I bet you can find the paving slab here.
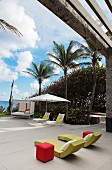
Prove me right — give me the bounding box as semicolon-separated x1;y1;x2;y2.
0;117;111;170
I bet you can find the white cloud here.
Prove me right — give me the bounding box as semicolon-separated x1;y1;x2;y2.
0;51;33;83
0;92;9;101
22;92;30;98
0;59;18;81
13;85;30;99
30;80;38;90
43;79;49;86
16;51;33;76
30;79;50;91
19;0;83;49
0;84;30;101
53;65;62;75
13;85;19;95
0;0;40;58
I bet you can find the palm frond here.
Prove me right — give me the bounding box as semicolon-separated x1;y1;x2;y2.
66;40;75;56
31;62;39;72
23;71;37;79
28;63;40;77
43;59;62;68
0;19;22;36
53;41;63;58
69;63;80;69
78;53;91;59
47;53;60;63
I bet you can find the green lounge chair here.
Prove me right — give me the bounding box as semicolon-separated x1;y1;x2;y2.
58;132;102;148
45;113;65;125
34;138;85;158
33;112;50;123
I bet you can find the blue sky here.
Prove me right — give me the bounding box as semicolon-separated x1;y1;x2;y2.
0;0;111;101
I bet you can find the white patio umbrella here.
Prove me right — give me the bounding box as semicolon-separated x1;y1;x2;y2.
28;93;70;112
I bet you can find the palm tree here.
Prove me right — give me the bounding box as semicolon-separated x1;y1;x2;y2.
0;19;22;36
23;62;55;96
76;41;102;121
46;41;81;120
24;62;55;112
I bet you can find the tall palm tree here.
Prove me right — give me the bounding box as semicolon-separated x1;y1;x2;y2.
46;41;81;120
23;62;55;95
0;19;22;36
76;41;102;121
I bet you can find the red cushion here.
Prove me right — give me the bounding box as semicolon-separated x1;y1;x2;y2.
24;109;30;113
83;131;94;138
36;142;54;162
24;109;30;112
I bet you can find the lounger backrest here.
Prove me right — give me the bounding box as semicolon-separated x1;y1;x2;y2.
84;132;102;147
42;112;50;120
92;132;102;143
60;139;85;158
56;113;65;123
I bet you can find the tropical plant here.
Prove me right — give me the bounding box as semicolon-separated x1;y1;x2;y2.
0;106;6;113
45;66;106;109
45;66;106;124
0;19;22;36
8;80;14;114
71;41;102;121
23;62;55;95
46;41;81;120
47;41;79;98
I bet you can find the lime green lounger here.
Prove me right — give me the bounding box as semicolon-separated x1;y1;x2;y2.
34;138;85;158
58;132;102;148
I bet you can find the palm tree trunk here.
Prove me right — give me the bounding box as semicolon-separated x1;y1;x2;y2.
39;82;41;95
39;81;41;112
88;64;97;123
64;70;68;121
65;75;67;99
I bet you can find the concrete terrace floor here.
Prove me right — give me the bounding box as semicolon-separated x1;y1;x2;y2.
0;117;111;170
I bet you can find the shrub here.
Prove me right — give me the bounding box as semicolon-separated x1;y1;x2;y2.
68;108;89;124
0;106;6;113
12;107;18;112
34;111;43;118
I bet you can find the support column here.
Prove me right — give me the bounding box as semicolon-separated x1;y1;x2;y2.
106;51;112;132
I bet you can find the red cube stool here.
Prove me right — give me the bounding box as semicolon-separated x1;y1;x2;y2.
36;142;54;162
83;131;94;138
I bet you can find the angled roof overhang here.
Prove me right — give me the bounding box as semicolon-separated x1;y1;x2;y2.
105;0;112;13
37;0;112;57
